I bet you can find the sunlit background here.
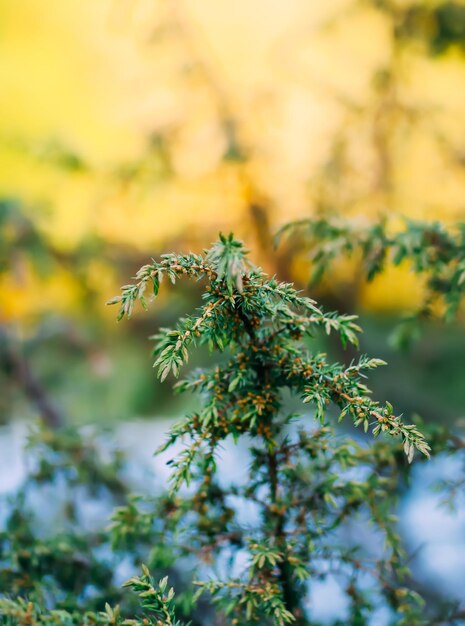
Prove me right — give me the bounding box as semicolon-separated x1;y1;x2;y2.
1;0;465;621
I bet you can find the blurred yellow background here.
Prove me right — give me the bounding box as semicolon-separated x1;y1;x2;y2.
2;0;465;323
2;6;465;607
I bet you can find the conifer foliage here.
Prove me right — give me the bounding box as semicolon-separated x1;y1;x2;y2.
107;233;430;624
277;216;465;347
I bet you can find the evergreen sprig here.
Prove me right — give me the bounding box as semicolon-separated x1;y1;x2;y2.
107;233;431;625
110;233;429;460
0;567;184;626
